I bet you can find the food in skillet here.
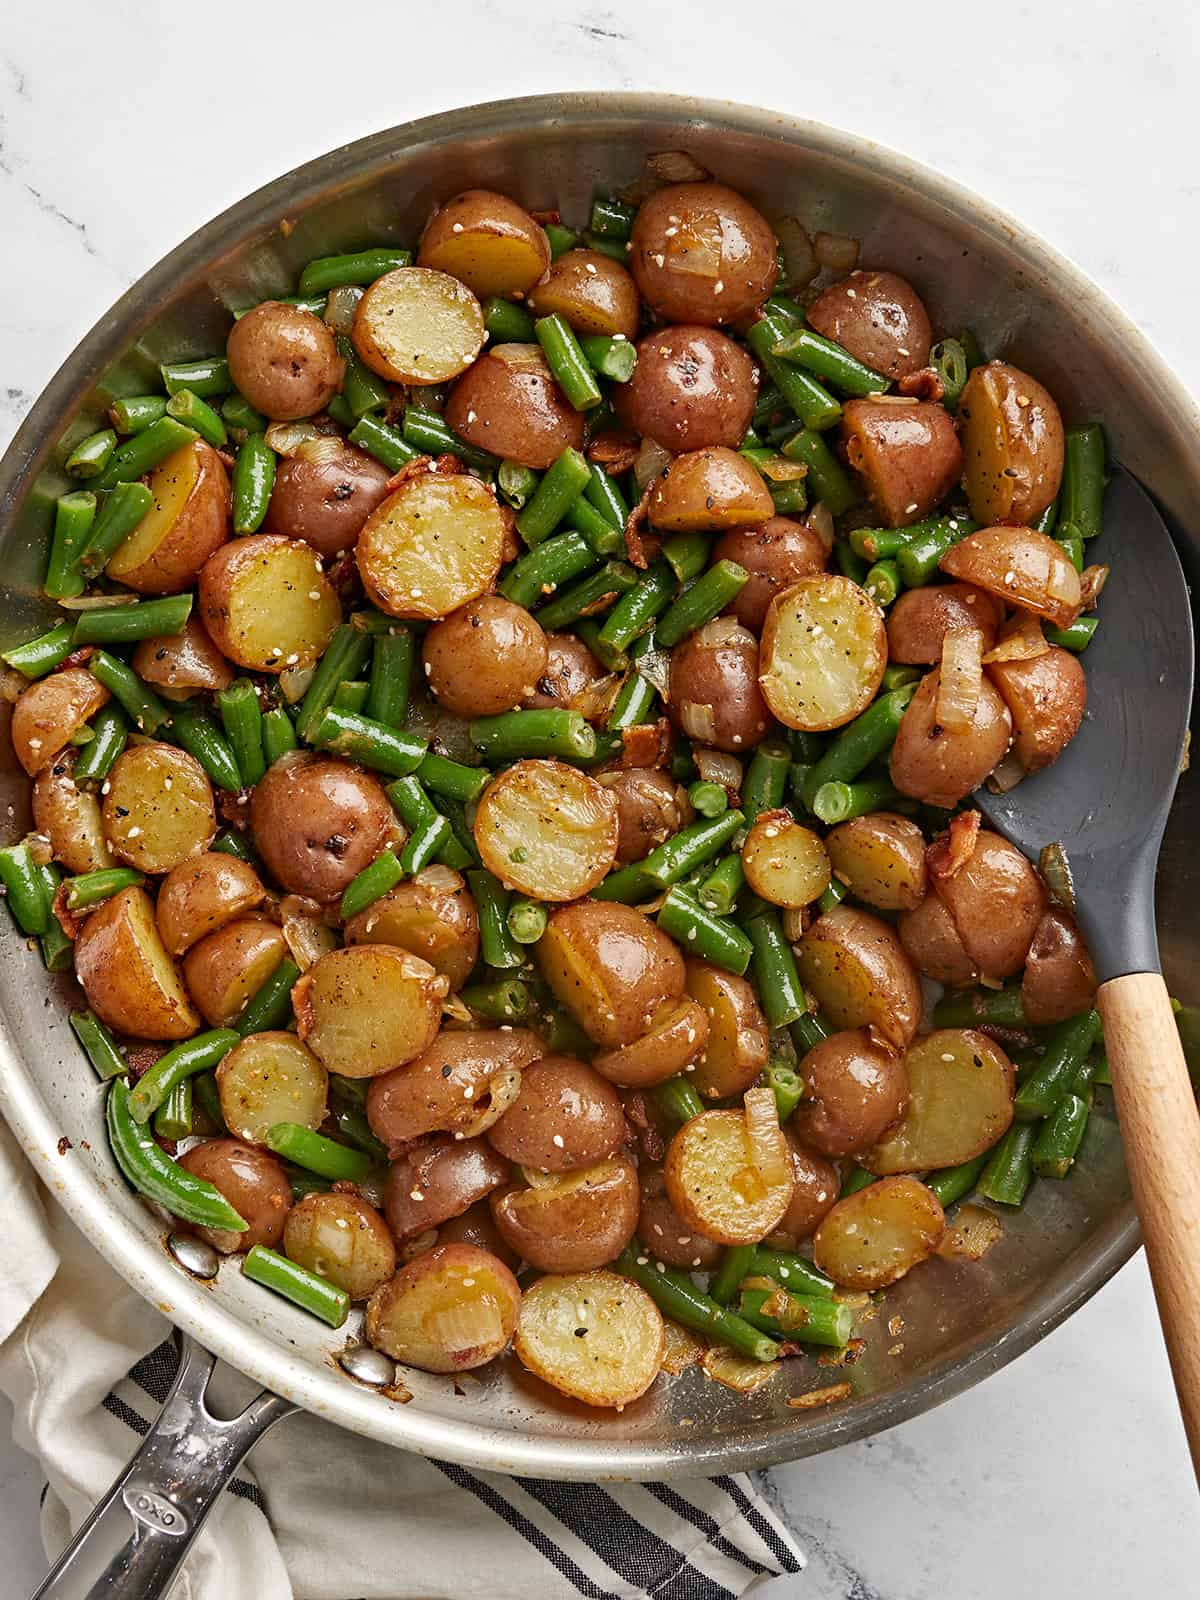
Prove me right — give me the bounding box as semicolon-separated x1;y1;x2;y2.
1;169;1117;1408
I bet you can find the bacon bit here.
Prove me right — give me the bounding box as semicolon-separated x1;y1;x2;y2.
613;719;672;770
279;217;295;238
57;1135;72;1155
897;367;945;403
624;1090;668;1163
50;884;82;941
587;430;640;475
816;1337;866;1368
61;645;96;670
1079;563;1110;611
124;1042;166;1081
529;208;561;226
330;1178;364;1196
498;503;521;565
624;479;656;569
787;1381;852;1409
887;1314;905;1337
927;808;981;880
215;787;254;826
383;452;465;493
216;448;237;471
323;547;363;605
974;1023;1037;1051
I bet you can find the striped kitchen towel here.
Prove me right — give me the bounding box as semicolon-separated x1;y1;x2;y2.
0;1117;803;1598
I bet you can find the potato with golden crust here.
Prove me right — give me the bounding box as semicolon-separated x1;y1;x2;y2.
664;1108;794;1245
537;901;685;1049
825;813;927;912
796;904;922;1049
293;944;447;1078
490;1156;640;1273
806;271;932;380
107;440;229;594
841;398;962;528
156;851;265;956
199;535;340;673
487;1056;627;1172
250;753;392;903
591;997;709;1088
366;1027;545;1148
515;1269;662;1407
669;618;771;752
32;750;113;873
226;301;344;420
356;471;506;621
630;182;777;325
345;868;479;992
888;667;1013;808
897;891;977;986
444;345;585;470
177;1139;292;1255
864;1029;1014;1175
712;518;828;632
474;760;618;902
132;616;234;697
418;190;551;299
987;645;1086;774
365;1243;521;1373
614;326;757;453
264;442;391;557
940;524;1081;629
74;885;201;1040
284;1191;395;1301
422;596;548;718
813;1176;945;1290
791;1028;909;1158
959;361;1064;526
103;744;216;873
11;668;109;776
684;960;769;1100
527;248;639;340
215;1030;328;1145
183;916;288;1028
352;266;484;386
759;575;886;733
648;446;773;532
384;1136;511;1240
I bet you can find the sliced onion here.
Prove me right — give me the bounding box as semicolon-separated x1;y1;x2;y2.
636;645;672;700
426;1296;505;1354
782;905;809;942
633;437;672;494
744;1086;789;1188
814;231;860;272
786;1381;852;1409
441;994;475;1024
518;1165;560;1190
679;699;717;743
1080;563;1110;610
460;1065;522;1139
56;591;137;610
492;342;546;371
694;747;742;794
935;627;983;733
807;500;835;551
294;435;347;467
0;667;28;702
986;751;1026;793
323;283;363;333
281;897;339;969
752;453;807;483
860;393;919;407
666;212;723;279
278;663;315;704
660;1320;703;1376
936;1203;1003;1262
701;1346;780;1393
265;420;325;457
1039;841;1076;912
23;831;53;866
569;672;622;724
775;216;817;289
647;150;711;185
695;615;750;650
414;864;465;893
983;613;1048;664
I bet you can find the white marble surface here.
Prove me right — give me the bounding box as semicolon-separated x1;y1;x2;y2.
2;2;1199;1594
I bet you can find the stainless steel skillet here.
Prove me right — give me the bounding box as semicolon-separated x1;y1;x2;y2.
1;97;1198;1537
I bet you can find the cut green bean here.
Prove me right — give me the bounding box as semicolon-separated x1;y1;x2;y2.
0;844;51;935
78;481;153;578
642;811;745;889
881;664;921;693
738;1286;852;1348
1014;1009;1102;1121
618;1245;778;1363
798;688;916;812
299;247;411;296
1031;1088;1092;1179
533;560;637;630
414;751;490;807
94;416;197;491
242;1244;349;1328
1060;424;1106;541
584;460;629;528
332;679;370;714
750;1249;835;1299
470;707;596;764
217;679;266;786
812;776;901;826
698;853;745;916
107;1076;246;1233
362;630;412;729
44;491;97;600
575;617;628;675
222;393;267;435
152;1079;192;1142
535;314;603;411
484;296;537;343
977;1123;1036;1206
165;389;227;447
926;1152;990;1208
128;1028;240;1123
193;1070;226;1135
232;433;276;534
386;776;451;874
66;428;118;480
499;529;599;609
517;447;593;545
507;896;548;945
88;652;171;733
64;867;145;911
497;460;541;512
545;223;578;259
711;1245;759;1305
579;334;637;383
747;314;841;432
71;1010;128;1080
775;429;856;515
1045;616;1099;653
1056;526;1084;573
817;878;848;915
771;325;888;397
931;985;1026;1029
589;861;655;903
460;977;531;1023
401;407;497;473
746;911;807;1028
864;559;900;608
312;706;427;777
657;886;752;975
565;494;624;556
930;338;969;409
340;849;404;921
72;592;192;647
895;514;978;587
73;704;128;782
656;561;748;647
589;194;636;240
834;539;867;583
1032;495;1060;536
235;957;301;1037
766;1053;805;1122
110;394;169;435
840;1164;877;1198
336;334;390;417
597;562;674;652
212;828;256;863
687;779;728;819
168;702;243;792
466;867;523;970
791;1007;833;1055
659;532;708;586
161;356;232;399
347;412;419;472
2;622;75;679
433;795;480;867
261;707;298;765
296;623;373;740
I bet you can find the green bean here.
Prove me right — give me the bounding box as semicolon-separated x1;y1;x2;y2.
798;687;916;811
597;562;674;652
214;680;265;787
507;896;548;945
771;325;888;397
687;779;728;819
698;853;745;916
737;1286;852;1348
2;622;75;679
72;704;127;782
0;844;51;935
848;525;906;561
168;701;243;791
930;338;969;409
401;407;498;473
516;447;593;545
71;592;192;647
589;861;656;903
583;460;629;529
469;707;596;764
1031;1088;1092;1179
466;868;523;970
864;559;900;608
895;514;978;588
833;538;867;583
286;1169;333;1201
235;958;301;1037
925;1153;990;1208
881;663;921;692
642;811;745;889
265;1121;376;1184
325;395;354;428
766;1053;805;1121
1013;1010;1102;1121
659;532;709;586
299;247;411;296
977;1123;1036;1206
840;1164;877;1198
296;623;373;740
736;742;787;826
212;828;257;864
165;388;227;447
340;849;404;922
791;1007;833;1055
78;482;154;578
151;1078;192;1141
606;661;658;732
336;334;390;417
1032;495;1060;536
746;314;841;432
260;707;298;766
564;495;624;557
617;1245;778;1363
221;393;267;435
769;482;809;516
1060;424;1106;541
347;413;419;472
330;1097;389;1162
535;314;603;411
128;1028;240;1123
460;977;531;1023
745;911;807;1028
88;652;171;734
579;335;637;383
94;416;197;491
657;886;752;975
499;529;599;609
311;706;427;777
242;1244;349;1328
334;677;373;715
776;427;857;516
433;794;480;867
544;222;578;259
656;561;748;648
932;984;1026;1029
66;427;118;480
589;194;636;239
750;1249;836;1299
71;1010;128;1080
812;776;901;826
387;777;452;874
1056;526;1084;573
415;751;490;805
575;617;628;674
498;461;541;513
533;560;637;630
193;1070;227;1135
1045;616;1099;653
109;395;169;435
43;491;96;600
64;867;144;912
817;878;848;915
484;296;537;343
161;356;232;398
107;1077;246;1233
231;434;276;534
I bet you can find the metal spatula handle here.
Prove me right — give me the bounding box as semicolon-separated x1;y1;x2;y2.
30;1332;294;1600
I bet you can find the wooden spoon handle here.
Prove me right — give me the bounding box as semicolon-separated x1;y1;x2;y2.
1099;971;1200;1477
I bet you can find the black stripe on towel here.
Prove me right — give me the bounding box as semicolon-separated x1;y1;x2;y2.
714;1477;800;1573
644;1482;768;1575
517;1479;739;1600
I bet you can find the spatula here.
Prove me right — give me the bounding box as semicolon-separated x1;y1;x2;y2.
976;466;1200;1475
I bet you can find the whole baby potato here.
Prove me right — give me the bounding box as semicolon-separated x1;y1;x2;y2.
527;248;640;340
156;851;265;956
422;596;548;718
841;399;963;528
796;904;923;1049
806;271;933;379
537;901;686;1048
486;1056;627;1171
177;1139;292;1254
712;517;828;632
384;1135;510;1239
418;189;551;298
595;768;686;864
932;828;1047;979
226;301;344;421
250;753;392;902
614;325;758;453
889;667;1013;808
630;182;777;325
886;583;1003;665
345;868;479;992
648;446;773;532
365;1028;545;1148
987;645;1087;774
445;344;584;470
790;1027;909;1158
959;361;1064;526
264;442;392;557
668;618;771;752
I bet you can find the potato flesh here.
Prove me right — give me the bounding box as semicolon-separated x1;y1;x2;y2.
813;1176;945;1290
592;997;709;1087
12;669;110;776
796;905;922;1049
103;744;216;873
73;886;200;1040
356;473;505;621
475;759;618;901
184;918;287;1028
940;525;1081;630
295;945;447;1078
536;902;685;1048
283;1192;395;1301
216;1030;329;1145
365;1243;520;1372
684;961;769;1099
513;1270;664;1407
418;191;550;298
109;441;199;576
33;757;114;873
825;813;927;912
865;1029;1014;1174
204;539;340;673
741;814;830;908
107;440;228;593
352;267;485;385
665;1110;794;1245
760;575;887;731
345;874;479;992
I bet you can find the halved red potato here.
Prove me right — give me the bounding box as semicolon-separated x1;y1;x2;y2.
103;743;216;873
345;867;479;992
384;1136;510;1239
132;616;234;696
283;1191;395;1301
684;960;769;1099
888;667;1013;808
487;1056;627;1172
614;325;757;453
987;646;1086;774
864;1029;1014;1174
1021;907;1097;1025
199;536;340;672
897;891;978;985
74;885;201;1040
537;901;685;1049
791;1028;909;1159
183;916;287;1028
591;997;709;1087
352;267;485;385
932;829;1046;979
647;447;773;532
356;472;506;621
32;751;114;873
841;399;962;527
365;1027;545;1147
630;182;777;326
959;362;1064;526
11;668;109;775
825;813;927;912
514;1269;663;1407
796;904;922;1048
293;944;448;1078
216;1030;328;1145
665;1108;795;1245
156;852;265;956
365;1243;521;1372
940;525;1081;629
526;248;640;340
474;759;618;901
106;440;229;594
741;812;830;908
491;1156;640;1273
759;575;887;731
418;190;551;298
445;345;585;470
813;1176;945;1290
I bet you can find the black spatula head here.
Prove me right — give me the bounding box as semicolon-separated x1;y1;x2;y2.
975;467;1193;983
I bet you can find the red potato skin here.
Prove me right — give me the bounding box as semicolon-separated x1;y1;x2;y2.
177;1140;292;1253
524;632;603;711
769;1135;841;1246
486;1056;628;1172
790;1028;910;1159
614;325;758;454
986;646;1086;774
886;583;1004;665
264;446;392;557
383;1136;511;1239
841;399;963;528
250;753;393;903
630;182;777;326
932;829;1048;979
806;271;933;380
713;518;829;632
226;301;344;421
445;348;585;470
1021;907;1098;1025
668;624;771;753
888;668;1013;808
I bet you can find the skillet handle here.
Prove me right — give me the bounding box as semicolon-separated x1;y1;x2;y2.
1099;971;1200;1481
29;1331;295;1600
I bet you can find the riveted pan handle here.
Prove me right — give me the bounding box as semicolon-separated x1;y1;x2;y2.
30;1332;294;1600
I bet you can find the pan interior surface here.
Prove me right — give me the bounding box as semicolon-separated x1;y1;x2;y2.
0;94;1197;1479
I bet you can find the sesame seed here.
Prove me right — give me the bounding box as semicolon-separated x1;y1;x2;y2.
410;1189;424;1201
653;253;665;267
163;778;172;790
308;590;321;600
463;1085;475;1099
585;262;598;275
452;222;464;233
127;826;142;838
713;280;724;295
1004;570;1016;584
552;1133;565;1148
656;1261;666;1272
905;502;918;514
462;1277;475;1287
636;1255;648;1266
846;288;857;299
